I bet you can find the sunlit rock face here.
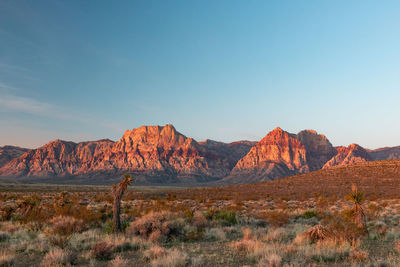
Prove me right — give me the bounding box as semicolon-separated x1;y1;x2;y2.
0;139;114;177
0;124;251;182
228;127;309;182
225;127;338;183
322;144;372;169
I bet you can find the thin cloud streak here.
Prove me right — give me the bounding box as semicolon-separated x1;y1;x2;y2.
0;92;123;132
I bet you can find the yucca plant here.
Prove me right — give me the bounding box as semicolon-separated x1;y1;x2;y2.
346;184;367;229
111;174;132;233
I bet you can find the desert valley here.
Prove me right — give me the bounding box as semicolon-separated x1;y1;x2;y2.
2;1;400;266
2;125;400;266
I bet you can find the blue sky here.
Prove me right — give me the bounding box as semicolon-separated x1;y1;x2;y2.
1;0;399;149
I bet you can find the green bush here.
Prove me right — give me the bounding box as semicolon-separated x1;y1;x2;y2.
206;209;237;226
302;210;318;219
103;219;130;234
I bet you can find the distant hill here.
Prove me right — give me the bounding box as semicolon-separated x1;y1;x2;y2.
0;146;29;168
190;159;400;200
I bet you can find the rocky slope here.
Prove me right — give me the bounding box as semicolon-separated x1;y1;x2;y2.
368;146;400;161
0;146;30;168
0;124;250;183
2;124;400;185
198;139;255;169
227;127;309;183
0;139;114;177
225;127;337;183
322;144;372;169
297;130;337;170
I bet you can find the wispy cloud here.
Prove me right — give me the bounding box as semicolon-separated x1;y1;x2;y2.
0;81;18;91
0;91;123;133
0;93;52;116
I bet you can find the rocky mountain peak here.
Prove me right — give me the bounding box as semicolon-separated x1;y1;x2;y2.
323;143;371;169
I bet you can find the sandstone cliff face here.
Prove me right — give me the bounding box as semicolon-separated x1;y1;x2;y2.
0;139;114;177
228;127;309;182
322;144;372;169
0;124;240;182
297;130;337;170
0;146;29;168
103;124;232;180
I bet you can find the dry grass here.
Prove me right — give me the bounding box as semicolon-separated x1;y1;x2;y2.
150;248;188;267
0;249;15;266
41;248;76;267
2;167;400;266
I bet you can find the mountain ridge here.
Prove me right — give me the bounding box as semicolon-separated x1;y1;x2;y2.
1;124;399;184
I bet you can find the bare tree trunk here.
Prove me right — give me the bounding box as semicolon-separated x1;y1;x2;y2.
354;204;367;229
111;174;132;233
112;194;122;232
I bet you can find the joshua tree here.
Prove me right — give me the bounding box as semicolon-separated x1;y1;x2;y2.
111;174;132;232
346;184;367;229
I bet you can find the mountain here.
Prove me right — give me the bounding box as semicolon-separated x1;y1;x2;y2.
322;144;372;169
0;139;114;177
296;130;337;170
198;139;255;169
368;146;400;161
0;124;250;183
225;127;337;184
227;127;309;183
0;146;30;168
2;124;400;185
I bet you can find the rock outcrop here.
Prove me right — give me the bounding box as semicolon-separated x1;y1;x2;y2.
368;146;400;161
2;124;400;185
227;127;310;183
297;130;337;170
0;139;114;177
0;124;250;183
198;139;255;169
0;146;29;168
322;144;372;169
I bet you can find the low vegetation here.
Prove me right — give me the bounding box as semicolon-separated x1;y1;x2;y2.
2;169;400;266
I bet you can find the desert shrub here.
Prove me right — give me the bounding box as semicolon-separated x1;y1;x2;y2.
368;220;388;239
46;215;86;236
349;249;368;262
0;206;15;221
91;241;114;261
0;232;10;242
128;212;186;242
44;215;87;248
150;248;188;267
0;249;15;266
257;253;281;267
323;212;367;243
191;211;208;229
103;235;142;253
302;210;318;219
365;203;382;220
264;210;289;227
56;204;102;226
41;248;77;267
205;209;237;226
305;224;331;243
109;254;129;267
204;228;226;241
103;219;130;234
143;245;167;261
